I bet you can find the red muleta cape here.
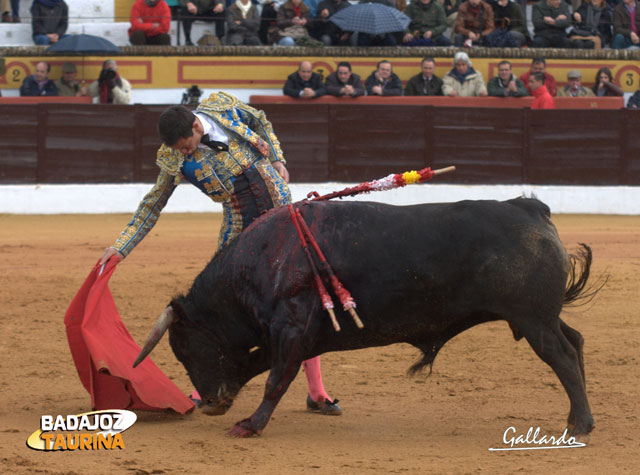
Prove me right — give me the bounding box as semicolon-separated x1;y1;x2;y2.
64;257;194;414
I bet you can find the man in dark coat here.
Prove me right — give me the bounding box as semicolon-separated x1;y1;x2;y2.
487;60;528;97
531;0;572;48
365;60;403;96
313;0;352;45
283;61;327;98
404;57;444;96
19;61;58;96
325;61;365;97
31;0;70;45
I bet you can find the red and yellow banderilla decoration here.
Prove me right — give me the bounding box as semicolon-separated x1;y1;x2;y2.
291;166;455;331
307;166;456;201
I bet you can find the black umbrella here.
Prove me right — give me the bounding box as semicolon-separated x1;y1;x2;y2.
46;34;122;54
46;34;122;86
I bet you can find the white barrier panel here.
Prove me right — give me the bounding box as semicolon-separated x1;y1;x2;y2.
1;183;639;215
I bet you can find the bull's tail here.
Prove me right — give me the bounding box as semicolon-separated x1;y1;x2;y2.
564;243;606;306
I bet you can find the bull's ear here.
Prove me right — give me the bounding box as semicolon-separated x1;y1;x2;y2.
169;298;186;322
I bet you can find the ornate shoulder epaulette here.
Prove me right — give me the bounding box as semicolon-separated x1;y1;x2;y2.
198;91;239;113
156;144;184;177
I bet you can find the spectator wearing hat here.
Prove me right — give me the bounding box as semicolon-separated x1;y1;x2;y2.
129;0;172;45
55;62;87;97
557;70;595;97
87;60;132;105
442;51;488;97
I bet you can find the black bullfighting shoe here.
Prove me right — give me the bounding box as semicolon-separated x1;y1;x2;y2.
306;395;343;416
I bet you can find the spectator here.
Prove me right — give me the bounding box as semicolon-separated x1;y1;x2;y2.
313;0;353;46
358;0;402;46
129;0;172;45
1;0;10;22
404;57;444;96
520;57;558;96
1;0;19;22
87;60;132;105
442;0;463;32
530;71;555;109
487;60;528;97
569;0;613;49
325;61;365;97
442;51;488;97
283;61;327;98
612;0;640;49
627;89;640;108
365;60;403;96
20;61;58;96
179;0;226;46
454;0;495;47
54;62;87;97
276;0;313;46
402;0;452;46
305;0;319;16
531;0;572;48
260;0;279;44
592;67;624;96
31;0;70;45
488;0;529;47
225;0;261;45
557;70;596;97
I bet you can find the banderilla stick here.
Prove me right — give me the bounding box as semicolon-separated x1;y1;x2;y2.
432;166;456;175
288;205;341;332
295;208;364;329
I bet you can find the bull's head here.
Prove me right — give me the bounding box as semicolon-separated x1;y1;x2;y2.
134;302;253;416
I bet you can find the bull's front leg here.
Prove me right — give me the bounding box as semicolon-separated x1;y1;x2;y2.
228;326;305;437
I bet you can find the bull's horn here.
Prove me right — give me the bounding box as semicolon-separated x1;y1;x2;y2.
133;306;176;368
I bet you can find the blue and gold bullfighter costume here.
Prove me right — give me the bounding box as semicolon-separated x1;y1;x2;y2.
111;92;292;255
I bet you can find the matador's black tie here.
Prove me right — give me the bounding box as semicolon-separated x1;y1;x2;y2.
200;134;228;152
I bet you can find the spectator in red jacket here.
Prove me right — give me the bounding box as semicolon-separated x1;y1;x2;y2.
519;57;557;97
129;0;172;45
530;72;555;109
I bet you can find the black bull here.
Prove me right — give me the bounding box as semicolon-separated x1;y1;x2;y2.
135;197;596;437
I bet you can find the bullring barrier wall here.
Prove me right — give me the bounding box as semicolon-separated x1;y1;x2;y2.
1;100;638;185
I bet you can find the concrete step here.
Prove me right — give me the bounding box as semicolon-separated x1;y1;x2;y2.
0;20;192;47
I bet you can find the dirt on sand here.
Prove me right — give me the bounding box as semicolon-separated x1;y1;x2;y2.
0;212;638;474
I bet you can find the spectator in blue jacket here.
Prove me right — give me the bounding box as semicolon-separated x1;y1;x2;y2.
20;61;58;96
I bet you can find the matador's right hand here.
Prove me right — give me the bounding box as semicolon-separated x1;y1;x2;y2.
99;247;124;266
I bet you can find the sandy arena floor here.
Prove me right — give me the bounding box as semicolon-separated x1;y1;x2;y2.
0;212;638;474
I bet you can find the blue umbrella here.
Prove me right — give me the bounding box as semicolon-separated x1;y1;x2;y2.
46;34;122;54
329;3;410;35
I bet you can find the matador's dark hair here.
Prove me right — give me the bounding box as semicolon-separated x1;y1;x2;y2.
158;105;196;146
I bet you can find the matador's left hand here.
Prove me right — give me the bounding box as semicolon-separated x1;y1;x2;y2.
272;161;290;183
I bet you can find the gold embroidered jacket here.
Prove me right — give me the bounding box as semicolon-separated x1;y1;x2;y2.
112;92;286;257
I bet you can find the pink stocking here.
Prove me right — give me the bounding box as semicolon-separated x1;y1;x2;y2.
302;356;330;402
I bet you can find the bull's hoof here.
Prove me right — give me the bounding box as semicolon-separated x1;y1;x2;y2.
306;395;343;416
227;421;262;438
567;417;595;437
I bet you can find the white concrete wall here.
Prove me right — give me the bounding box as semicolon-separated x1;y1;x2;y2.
2;183;639;215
